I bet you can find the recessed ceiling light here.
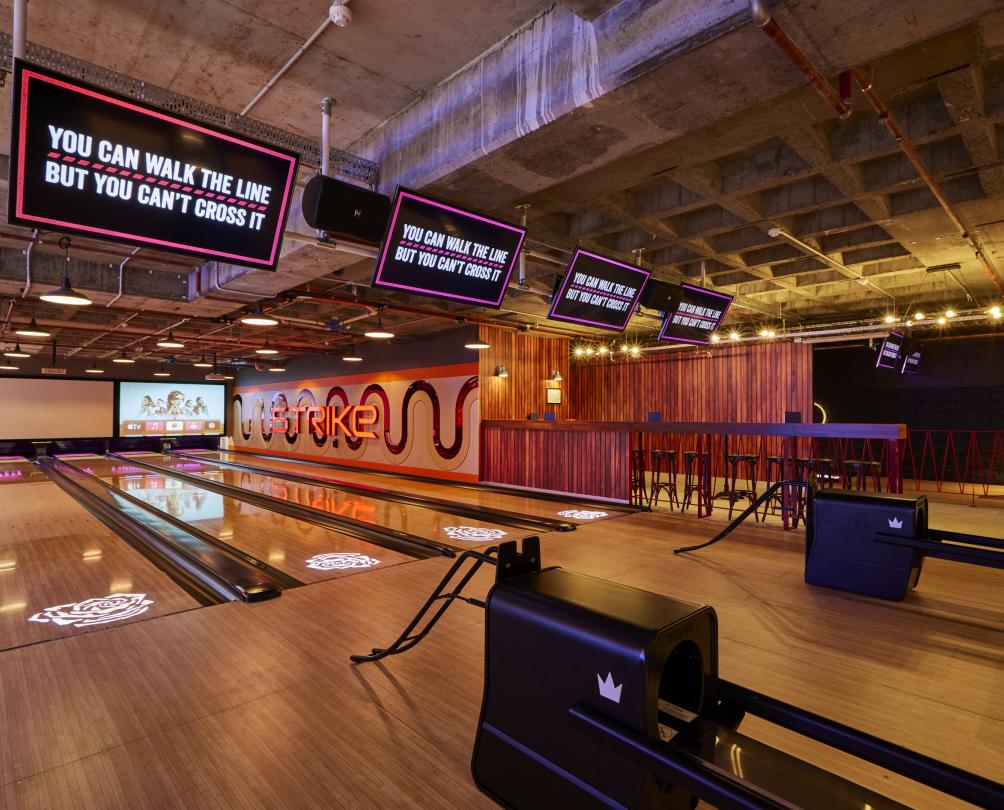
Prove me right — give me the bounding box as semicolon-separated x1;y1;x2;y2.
39;277;92;306
156;331;185;349
255;340;278;355
15;318;50;338
4;343;30;359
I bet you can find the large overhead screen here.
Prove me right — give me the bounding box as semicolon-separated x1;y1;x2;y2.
0;379;113;440
118;382;225;437
9;61;299;269
547;249;650;331
875;331;905;369
658;283;734;344
371;188;526;308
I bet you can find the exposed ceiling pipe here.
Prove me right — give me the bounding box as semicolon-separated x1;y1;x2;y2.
767;226;896;301
0;228;196;269
65;312;141;358
12;0;26;63
750;0;1004;297
21;229;37;298
847;66;1004;297
241;16;332;117
107;246;141;308
516;204;530;286
750;0;850;118
319;97;333;177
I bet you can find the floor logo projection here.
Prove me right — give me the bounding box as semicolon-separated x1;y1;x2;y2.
27;593;154;628
557;509;609;520
305;552;381;570
443;526;508;542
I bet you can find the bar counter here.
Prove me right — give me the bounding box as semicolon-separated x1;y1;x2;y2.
480;419;907;507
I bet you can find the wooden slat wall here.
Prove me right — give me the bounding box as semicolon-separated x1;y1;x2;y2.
477;325;570;421
480;425;630;499
569;342;813;423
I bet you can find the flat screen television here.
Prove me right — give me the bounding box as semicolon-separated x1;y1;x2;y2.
117;381;225;437
371;188;526;308
547;249;650;332
8;60;299;269
901;343;923;375
875;331;905;369
658;283;734;344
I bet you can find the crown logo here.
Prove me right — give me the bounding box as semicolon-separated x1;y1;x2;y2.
597;672;623;703
888;517;903;529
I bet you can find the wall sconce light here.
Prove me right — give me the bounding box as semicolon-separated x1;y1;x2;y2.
495;364;509;378
551;369;562;381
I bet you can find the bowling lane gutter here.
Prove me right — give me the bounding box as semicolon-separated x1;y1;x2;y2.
56;457;304;591
223;448;643;514
107;453;455;560
37;458;283;605
168;450;576;533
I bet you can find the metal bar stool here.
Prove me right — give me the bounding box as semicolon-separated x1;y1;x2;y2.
649;449;679;510
726;453;759;519
842;459;883;491
761;455;785;521
793;457;834;526
681;450;710;513
630;448;648;506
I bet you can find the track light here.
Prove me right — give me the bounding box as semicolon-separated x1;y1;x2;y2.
629;346;640;357
710;334;721;343
495;364;509;378
40;276;91;306
193;356;213;368
936;316;946;325
574;346;585;357
597;345;609;355
729;331;740;341
945;309;956;318
15;318;50;338
4;343;30;359
914;312;924;321
884;315;896;324
255;340;278;355
156;331;185;349
991;306;1002;320
240;307;278;327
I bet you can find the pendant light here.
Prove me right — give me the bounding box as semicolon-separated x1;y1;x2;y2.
40;276;92;306
364;315;394;339
465;339;491;350
240;306;278;327
84;361;104;374
4;342;30;359
342;344;363;362
255;340;278;355
153;366;171;377
112;351;135;364
156;331;185;349
16;318;50;338
193;356;213;368
0;363;19;371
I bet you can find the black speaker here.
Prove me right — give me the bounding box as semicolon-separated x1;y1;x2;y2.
301;175;391;246
640;280;678;312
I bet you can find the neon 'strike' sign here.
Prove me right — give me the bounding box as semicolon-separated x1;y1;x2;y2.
271;405;378;440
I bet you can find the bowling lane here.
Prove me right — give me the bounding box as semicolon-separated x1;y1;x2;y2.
194;449;625;526
74;457;416;583
0;461;200;651
121;453;537;550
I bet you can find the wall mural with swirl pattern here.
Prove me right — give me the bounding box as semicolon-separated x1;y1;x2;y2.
231;329;482;481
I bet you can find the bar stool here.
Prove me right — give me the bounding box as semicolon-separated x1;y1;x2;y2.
681;450;710;513
648;450;679;511
630;448;648;506
726;453;759;519
794;457;835;525
842;459;883;492
761;455;786;521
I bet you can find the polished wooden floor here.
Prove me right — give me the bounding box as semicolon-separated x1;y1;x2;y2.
1;481;1002;808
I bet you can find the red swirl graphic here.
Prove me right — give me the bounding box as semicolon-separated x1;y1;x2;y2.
233;376;478;461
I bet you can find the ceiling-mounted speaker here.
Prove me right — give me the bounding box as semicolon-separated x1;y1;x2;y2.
639;279;679;312
301;175;391;246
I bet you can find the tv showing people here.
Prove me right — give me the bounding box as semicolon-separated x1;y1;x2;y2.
118;381;224;436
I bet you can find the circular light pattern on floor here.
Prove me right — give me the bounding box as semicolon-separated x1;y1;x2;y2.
557;509;609;520
27;593;154;628
443;526;508;542
305;552;381;571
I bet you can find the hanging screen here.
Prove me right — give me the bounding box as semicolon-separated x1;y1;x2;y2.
118;382;225;437
547;249;650;332
658;283;733;344
371;188;526;308
875;331;905;369
9;60;299;269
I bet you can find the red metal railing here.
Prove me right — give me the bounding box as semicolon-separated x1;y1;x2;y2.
901;430;1004;502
